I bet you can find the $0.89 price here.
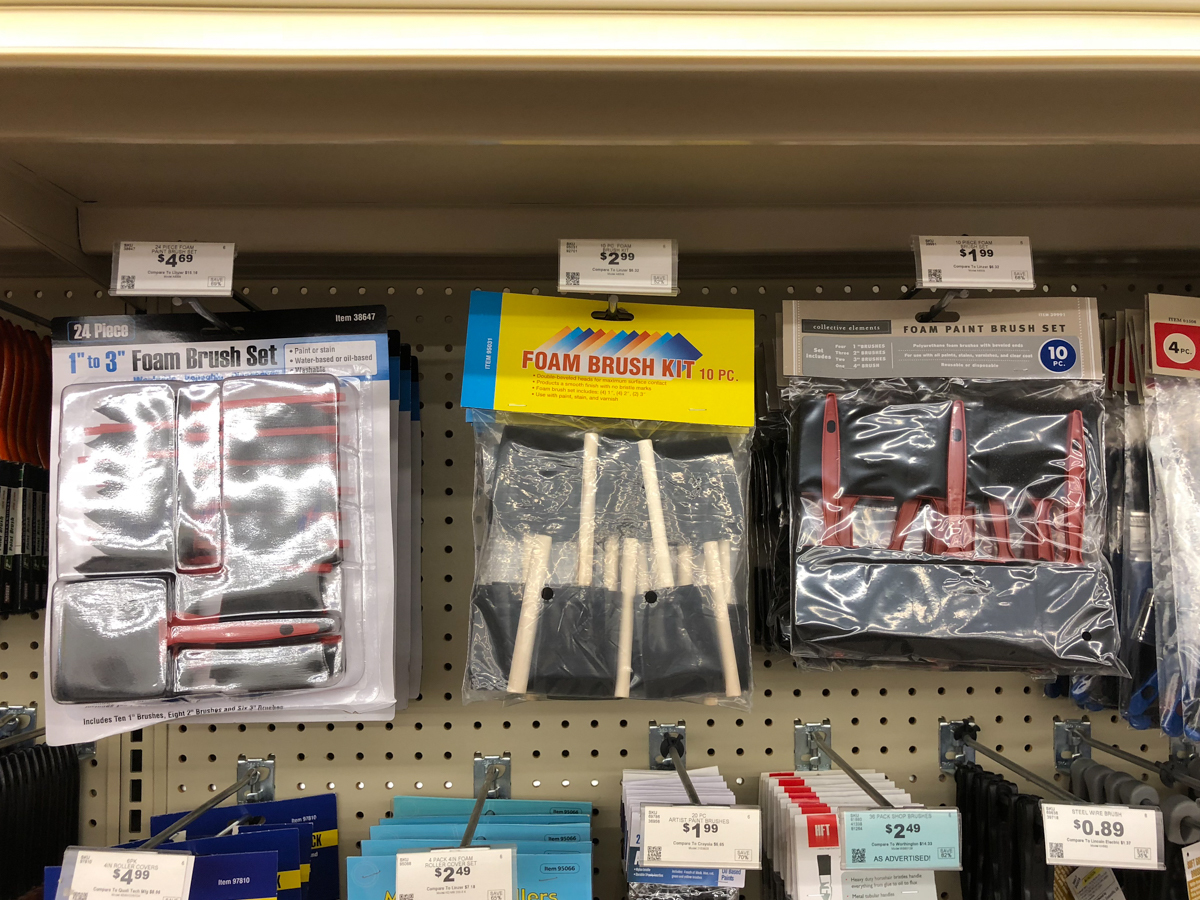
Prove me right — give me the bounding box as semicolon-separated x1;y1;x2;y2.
1074;817;1125;838
432;865;471;882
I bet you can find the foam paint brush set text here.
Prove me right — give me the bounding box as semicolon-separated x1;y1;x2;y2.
43;308;397;743
460;291;756;705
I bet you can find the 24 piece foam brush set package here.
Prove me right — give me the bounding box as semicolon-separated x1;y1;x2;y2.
43;307;396;743
460;290;757;707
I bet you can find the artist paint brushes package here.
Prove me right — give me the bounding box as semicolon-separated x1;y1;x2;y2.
460;291;755;707
782;297;1123;673
44;307;395;743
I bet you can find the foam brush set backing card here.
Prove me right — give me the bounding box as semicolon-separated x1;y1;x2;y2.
780;297;1124;674
459;291;757;706
44;308;396;743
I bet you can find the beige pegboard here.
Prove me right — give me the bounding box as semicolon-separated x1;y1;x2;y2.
0;272;1184;900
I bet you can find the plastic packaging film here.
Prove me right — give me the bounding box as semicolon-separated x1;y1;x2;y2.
463;412;753;707
784;378;1124;674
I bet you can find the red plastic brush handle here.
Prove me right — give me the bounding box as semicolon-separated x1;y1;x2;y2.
167;619;332;646
820;393;853;547
1063;409;1086;564
887;498;923;551
986;498;1016;561
1032;498;1056;561
942;400;974;555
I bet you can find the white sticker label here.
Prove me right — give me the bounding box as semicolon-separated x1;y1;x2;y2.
395;847;515;900
63;848;194;900
111;241;235;297
842;870;938;900
1041;803;1164;870
558;239;678;296
1066;867;1127;900
912;235;1034;290
640;805;761;869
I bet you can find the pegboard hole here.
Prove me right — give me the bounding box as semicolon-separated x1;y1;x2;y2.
736;749;744;756
591;780;599;787
326;753;335;760
851;718;859;726
880;717;888;725
357;782;365;790
386;752;393;760
937;687;946;695
533;780;542;787
822;689;830;697
591;720;599;728
562;780;571;787
177;785;187;792
620;749;628;757
386;781;395;789
443;781;452;789
851;688;859;696
909;746;917;754
533;750;541;758
356;752;364;760
415;782;423;789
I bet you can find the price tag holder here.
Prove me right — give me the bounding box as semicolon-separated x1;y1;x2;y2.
111;241;235;297
640;804;761;869
1040;802;1165;871
395;846;516;900
912;235;1034;291
558;239;678;296
839;808;962;871
57;847;194;900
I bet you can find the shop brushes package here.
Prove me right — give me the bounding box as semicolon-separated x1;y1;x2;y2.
781;297;1123;673
45;307;395;743
1139;293;1200;739
460;290;755;706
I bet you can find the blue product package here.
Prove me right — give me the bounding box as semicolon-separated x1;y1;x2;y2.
240;822;315;900
392;797;591;818
121;829;302;900
348;850;591;900
151;794;338;900
48;851;281;900
369;823;590;844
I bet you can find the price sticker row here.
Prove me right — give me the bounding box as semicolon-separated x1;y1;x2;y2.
557;238;678;296
111;241;235;298
912;235;1034;291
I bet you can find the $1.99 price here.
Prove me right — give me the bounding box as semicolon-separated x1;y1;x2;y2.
682;822;720;836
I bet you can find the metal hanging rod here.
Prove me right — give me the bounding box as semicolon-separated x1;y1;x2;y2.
941;719;1079;804
810;731;895;808
1056;719;1200;792
142;762;270;850
0;725;45;751
461;762;505;847
795;721;894;808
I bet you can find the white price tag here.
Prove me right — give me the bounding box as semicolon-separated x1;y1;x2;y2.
558;239;677;296
912;235;1034;290
111;241;235;297
1040;803;1164;871
640;805;761;869
60;848;194;900
395;846;516;900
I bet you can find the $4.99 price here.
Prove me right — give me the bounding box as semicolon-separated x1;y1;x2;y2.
1074;817;1124;838
112;868;153;884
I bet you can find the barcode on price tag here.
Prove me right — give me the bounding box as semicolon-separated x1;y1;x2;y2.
558;239;678;296
1040;802;1164;870
110;241;236;298
639;805;761;869
395;846;516;900
57;848;194;900
911;236;1035;291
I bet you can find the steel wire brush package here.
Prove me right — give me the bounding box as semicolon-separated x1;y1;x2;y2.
45;307;396;743
782;297;1122;673
460;290;755;706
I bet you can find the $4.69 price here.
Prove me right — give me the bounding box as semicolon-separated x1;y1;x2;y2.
1074;817;1124;838
156;251;194;267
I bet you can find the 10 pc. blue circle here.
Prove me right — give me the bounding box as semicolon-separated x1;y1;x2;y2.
1039;338;1077;372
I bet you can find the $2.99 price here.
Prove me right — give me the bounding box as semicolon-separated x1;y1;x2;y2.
599;251;635;265
1074;817;1124;838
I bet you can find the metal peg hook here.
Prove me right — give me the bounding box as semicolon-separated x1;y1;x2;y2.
461;763;506;847
916;290;969;323
143;765;266;850
591;294;634;322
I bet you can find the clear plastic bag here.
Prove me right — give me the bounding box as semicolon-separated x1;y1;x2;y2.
463;411;752;707
784;377;1123;673
51;375;369;705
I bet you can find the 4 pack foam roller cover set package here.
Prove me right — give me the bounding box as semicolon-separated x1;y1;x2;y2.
40;289;1194;742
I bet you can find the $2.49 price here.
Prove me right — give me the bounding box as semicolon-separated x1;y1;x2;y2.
432;865;471;882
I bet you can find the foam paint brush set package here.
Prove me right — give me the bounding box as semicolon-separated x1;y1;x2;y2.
44;307;396;743
781;297;1123;673
460;291;755;706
